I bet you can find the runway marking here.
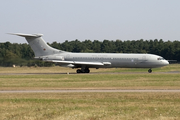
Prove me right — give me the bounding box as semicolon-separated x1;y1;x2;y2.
1;89;180;93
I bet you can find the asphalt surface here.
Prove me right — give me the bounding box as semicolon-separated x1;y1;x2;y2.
0;71;179;93
0;71;180;75
1;89;180;93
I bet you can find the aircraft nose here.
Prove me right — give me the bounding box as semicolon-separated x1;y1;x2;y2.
164;60;169;65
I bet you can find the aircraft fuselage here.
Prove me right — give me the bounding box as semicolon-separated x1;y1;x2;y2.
42;52;169;69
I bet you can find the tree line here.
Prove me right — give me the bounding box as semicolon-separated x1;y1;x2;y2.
0;39;180;67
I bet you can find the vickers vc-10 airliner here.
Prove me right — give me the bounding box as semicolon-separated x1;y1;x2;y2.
10;33;169;73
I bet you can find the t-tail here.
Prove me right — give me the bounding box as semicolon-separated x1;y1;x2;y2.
9;33;67;58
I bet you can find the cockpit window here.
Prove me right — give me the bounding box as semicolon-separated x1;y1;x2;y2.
157;57;165;60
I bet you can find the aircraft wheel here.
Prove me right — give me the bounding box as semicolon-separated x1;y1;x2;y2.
77;69;82;73
85;69;90;73
148;69;152;73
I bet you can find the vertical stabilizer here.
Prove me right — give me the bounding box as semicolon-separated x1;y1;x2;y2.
9;33;66;57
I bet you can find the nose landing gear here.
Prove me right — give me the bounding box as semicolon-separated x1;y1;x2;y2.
148;69;152;73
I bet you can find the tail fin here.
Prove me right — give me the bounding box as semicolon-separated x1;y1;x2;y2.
9;33;67;57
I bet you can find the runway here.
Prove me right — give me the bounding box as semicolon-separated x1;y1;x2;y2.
1;89;180;93
0;71;180;75
0;71;179;93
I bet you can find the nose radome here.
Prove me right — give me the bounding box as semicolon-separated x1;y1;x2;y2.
164;60;169;65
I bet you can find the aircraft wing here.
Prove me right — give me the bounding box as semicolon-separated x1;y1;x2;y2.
45;60;110;66
73;61;104;66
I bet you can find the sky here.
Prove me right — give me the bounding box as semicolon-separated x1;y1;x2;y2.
1;0;180;43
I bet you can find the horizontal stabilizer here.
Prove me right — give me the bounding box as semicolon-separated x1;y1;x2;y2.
8;33;43;38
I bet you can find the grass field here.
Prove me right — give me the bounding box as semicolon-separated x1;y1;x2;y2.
0;93;180;120
0;64;180;120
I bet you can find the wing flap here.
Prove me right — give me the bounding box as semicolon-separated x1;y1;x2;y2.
74;61;104;66
46;60;74;64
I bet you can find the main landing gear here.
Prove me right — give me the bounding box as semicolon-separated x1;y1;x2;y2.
76;68;90;73
148;69;152;73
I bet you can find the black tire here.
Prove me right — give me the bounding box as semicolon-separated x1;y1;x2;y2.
148;69;152;73
77;69;81;73
85;69;90;73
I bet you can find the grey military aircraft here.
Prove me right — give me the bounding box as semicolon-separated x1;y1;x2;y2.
10;33;169;73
